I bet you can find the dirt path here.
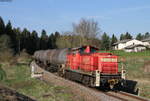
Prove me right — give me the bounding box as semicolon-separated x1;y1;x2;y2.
143;61;150;73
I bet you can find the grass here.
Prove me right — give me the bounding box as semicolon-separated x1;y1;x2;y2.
0;64;6;81
98;50;150;57
0;60;77;101
99;50;150;98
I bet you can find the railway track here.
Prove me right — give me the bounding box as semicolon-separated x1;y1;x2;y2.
90;87;149;101
0;84;36;101
104;91;149;101
31;61;150;101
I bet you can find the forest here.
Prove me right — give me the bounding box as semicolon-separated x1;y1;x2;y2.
0;16;150;56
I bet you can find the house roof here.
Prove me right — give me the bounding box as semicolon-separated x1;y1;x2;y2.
142;37;150;42
124;44;146;49
113;39;132;45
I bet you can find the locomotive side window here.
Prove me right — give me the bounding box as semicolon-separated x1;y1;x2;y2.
79;47;86;53
79;47;98;53
90;48;97;53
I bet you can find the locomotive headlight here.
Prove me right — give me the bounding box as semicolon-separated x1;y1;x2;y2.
101;58;117;62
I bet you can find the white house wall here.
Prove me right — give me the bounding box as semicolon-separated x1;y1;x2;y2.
116;39;145;50
143;42;150;47
118;43;126;50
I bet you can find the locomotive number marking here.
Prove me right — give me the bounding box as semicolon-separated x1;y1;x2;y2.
101;58;117;62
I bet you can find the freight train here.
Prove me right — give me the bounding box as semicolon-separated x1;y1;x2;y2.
33;46;138;93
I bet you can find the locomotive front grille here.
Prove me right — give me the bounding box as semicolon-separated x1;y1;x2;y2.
100;73;122;79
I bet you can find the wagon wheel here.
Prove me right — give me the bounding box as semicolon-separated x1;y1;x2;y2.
58;68;64;77
90;77;95;87
82;76;91;87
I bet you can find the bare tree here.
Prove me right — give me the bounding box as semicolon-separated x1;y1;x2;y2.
72;18;101;46
73;18;100;38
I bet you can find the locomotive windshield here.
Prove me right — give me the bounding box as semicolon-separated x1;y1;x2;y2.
79;46;98;53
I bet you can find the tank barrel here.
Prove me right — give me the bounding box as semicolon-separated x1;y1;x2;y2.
33;49;69;64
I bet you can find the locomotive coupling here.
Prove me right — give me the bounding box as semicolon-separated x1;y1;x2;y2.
108;79;118;86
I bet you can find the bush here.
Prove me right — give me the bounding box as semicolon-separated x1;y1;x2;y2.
0;64;6;81
0;34;13;63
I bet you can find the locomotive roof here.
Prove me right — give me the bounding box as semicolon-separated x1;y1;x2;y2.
71;46;99;51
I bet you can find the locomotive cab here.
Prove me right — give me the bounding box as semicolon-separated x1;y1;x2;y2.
97;55;122;89
67;46;124;89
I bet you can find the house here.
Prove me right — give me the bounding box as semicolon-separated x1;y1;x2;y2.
124;44;147;52
113;39;145;50
142;37;150;48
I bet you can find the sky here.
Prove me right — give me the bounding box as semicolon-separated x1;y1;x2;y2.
0;0;150;37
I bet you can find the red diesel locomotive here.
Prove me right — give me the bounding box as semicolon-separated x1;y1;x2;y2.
34;46;126;90
65;46;125;89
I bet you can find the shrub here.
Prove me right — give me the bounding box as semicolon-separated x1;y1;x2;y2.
0;64;6;81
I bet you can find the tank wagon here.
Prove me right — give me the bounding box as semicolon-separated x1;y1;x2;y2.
33;46;126;90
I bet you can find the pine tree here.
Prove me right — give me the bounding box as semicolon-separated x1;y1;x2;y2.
53;31;60;48
136;33;143;40
144;32;150;39
120;32;132;40
48;33;54;49
0;16;5;35
111;34;117;46
40;30;48;50
30;30;39;53
125;32;132;39
13;27;23;54
101;32;110;50
5;21;17;54
5;21;12;35
21;28;31;52
120;34;125;40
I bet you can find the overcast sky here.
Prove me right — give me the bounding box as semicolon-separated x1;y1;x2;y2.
0;0;150;37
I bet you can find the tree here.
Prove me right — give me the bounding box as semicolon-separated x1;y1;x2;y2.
120;34;125;40
73;18;100;46
21;28;32;53
101;32;110;50
48;32;60;49
144;32;150;39
136;33;143;40
40;30;48;50
0;34;13;61
0;34;12;51
56;35;72;48
48;33;54;49
120;32;132;40
0;64;6;81
30;30;39;54
5;21;18;54
13;27;21;54
0;16;5;35
125;32;132;39
111;34;117;47
55;31;60;38
5;20;13;36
